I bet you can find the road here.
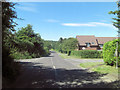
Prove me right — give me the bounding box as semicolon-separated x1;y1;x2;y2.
8;51;116;88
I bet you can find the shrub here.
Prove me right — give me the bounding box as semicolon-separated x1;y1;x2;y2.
71;50;103;58
2;47;20;82
10;48;32;59
11;51;32;59
103;39;120;66
43;47;50;56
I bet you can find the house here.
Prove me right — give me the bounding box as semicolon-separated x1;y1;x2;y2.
76;35;117;50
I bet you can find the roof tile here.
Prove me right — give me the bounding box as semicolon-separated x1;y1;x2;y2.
76;35;116;46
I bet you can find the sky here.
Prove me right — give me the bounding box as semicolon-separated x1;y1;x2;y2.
14;2;118;41
10;0;118;2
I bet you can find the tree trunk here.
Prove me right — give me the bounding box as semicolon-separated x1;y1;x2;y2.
68;51;71;56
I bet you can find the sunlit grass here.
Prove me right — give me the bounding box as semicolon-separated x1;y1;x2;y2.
80;62;104;68
80;62;119;74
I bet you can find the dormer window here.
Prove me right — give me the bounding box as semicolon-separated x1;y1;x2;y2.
86;43;90;47
92;42;94;44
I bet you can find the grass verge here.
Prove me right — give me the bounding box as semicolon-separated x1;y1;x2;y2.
59;52;103;60
79;62;120;84
80;62;119;74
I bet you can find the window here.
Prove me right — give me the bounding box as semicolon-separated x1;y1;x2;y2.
99;44;103;48
92;42;94;44
86;43;90;47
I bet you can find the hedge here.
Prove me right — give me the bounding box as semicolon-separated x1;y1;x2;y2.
71;50;103;58
103;39;120;66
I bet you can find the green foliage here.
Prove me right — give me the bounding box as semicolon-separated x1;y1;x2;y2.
71;50;103;58
62;38;78;51
2;2;49;86
108;1;120;32
10;48;32;59
43;40;57;50
80;62;118;74
2;46;20;82
10;24;49;59
2;2;20;84
103;39;120;66
43;47;50;56
2;2;17;40
59;37;63;43
55;37;78;55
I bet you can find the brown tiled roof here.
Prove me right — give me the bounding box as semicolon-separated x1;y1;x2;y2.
76;35;98;46
76;35;117;46
96;37;117;44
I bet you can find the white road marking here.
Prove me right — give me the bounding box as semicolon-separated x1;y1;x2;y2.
51;55;57;80
51;57;54;68
51;56;56;69
53;66;56;69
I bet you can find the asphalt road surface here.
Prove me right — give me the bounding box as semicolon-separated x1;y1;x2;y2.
8;51;117;88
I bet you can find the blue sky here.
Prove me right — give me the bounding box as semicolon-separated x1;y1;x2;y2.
14;2;118;41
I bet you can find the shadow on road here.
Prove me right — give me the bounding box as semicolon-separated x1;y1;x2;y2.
45;55;54;57
50;51;56;53
3;61;120;88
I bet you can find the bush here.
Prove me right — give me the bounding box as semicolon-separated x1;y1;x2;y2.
10;48;32;59
42;47;50;56
2;47;20;82
71;50;103;58
103;39;120;66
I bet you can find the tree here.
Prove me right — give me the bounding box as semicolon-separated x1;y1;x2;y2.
55;37;78;55
108;0;120;68
59;37;63;43
62;38;78;56
43;41;52;50
2;2;17;43
108;0;120;33
43;40;58;50
2;1;20;84
13;24;45;58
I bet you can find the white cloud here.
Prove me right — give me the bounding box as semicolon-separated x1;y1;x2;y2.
61;22;118;31
91;22;118;30
17;6;38;13
62;23;96;27
90;22;112;27
16;3;38;13
46;19;59;23
61;22;113;27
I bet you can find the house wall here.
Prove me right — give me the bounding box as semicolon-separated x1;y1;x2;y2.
85;46;98;50
79;46;99;50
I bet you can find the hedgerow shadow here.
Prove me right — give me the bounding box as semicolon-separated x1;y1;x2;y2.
3;60;119;89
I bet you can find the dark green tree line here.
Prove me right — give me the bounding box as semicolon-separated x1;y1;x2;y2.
43;40;58;50
55;37;78;56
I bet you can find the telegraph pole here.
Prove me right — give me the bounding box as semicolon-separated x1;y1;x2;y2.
116;41;118;69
